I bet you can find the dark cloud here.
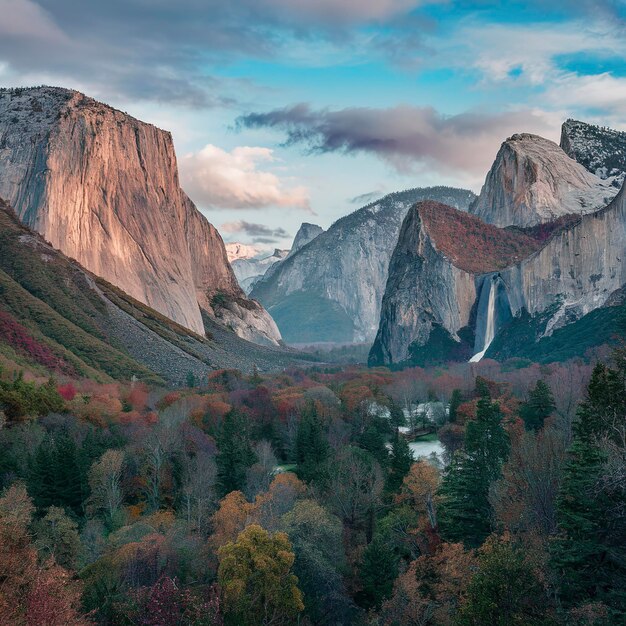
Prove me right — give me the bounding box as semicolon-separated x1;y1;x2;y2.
0;0;429;106
238;103;555;175
221;220;290;243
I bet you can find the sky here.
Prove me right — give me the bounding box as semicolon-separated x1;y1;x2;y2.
2;0;626;250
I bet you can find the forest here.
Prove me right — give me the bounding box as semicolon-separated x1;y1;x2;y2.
0;352;624;625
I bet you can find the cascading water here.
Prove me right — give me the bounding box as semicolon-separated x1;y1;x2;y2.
470;278;497;362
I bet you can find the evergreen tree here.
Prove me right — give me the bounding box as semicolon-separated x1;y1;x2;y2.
359;425;389;468
357;534;399;610
217;410;257;496
54;430;84;516
520;380;556;431
448;389;463;423
295;403;329;483
385;431;413;493
438;396;510;548
388;400;406;427
551;362;626;619
29;435;61;510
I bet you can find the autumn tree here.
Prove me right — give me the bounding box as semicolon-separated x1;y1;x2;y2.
0;483;88;625
34;506;82;569
217;524;304;626
281;499;354;624
87;448;125;529
456;534;553;625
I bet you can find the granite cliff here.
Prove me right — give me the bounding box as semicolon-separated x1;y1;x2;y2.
370;187;626;365
560;119;626;186
470;133;616;228
0;86;280;346
251;187;475;344
0;197;309;382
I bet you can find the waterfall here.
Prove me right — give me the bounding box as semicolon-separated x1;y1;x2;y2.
470;278;497;362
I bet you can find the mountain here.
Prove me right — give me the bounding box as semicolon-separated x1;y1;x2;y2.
231;249;290;294
0;86;280;346
251;187;476;344
560;119;626;186
225;243;263;262
470;133;617;227
287;222;324;257
370;189;626;366
0;198;310;383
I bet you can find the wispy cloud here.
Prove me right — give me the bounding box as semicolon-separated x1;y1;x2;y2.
238;103;555;176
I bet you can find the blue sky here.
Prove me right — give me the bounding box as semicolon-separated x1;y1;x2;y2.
2;0;626;249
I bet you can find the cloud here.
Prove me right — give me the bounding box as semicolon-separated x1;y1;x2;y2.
262;0;429;25
180;144;311;211
238;103;556;176
545;72;626;117
0;0;431;105
221;220;290;243
349;189;386;204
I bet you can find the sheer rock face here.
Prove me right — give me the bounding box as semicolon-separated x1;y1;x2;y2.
251;187;475;344
0;86;280;345
470;133;617;228
371;188;626;365
369;204;477;365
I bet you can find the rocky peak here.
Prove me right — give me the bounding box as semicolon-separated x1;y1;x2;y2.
470;132;617;227
288;222;323;257
560;119;626;186
251;186;476;344
0;86;281;346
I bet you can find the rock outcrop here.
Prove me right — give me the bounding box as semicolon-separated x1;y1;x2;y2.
370;187;626;365
287;222;323;257
560;119;626;186
251;187;476;344
0;86;280;345
470;133;616;227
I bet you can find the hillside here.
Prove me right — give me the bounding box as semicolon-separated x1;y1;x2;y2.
0;199;313;383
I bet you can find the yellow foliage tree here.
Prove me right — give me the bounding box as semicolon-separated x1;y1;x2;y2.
217;524;304;626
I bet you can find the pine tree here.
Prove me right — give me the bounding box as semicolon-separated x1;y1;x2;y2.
358;535;399;610
216;410;257;496
29;435;61;510
388;400;406;427
54;431;84;516
385;431;414;493
520;380;555;431
551;362;626;618
295;403;329;483
438;396;510;547
448;389;463;423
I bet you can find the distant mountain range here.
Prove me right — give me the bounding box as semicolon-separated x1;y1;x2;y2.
251;187;476;344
